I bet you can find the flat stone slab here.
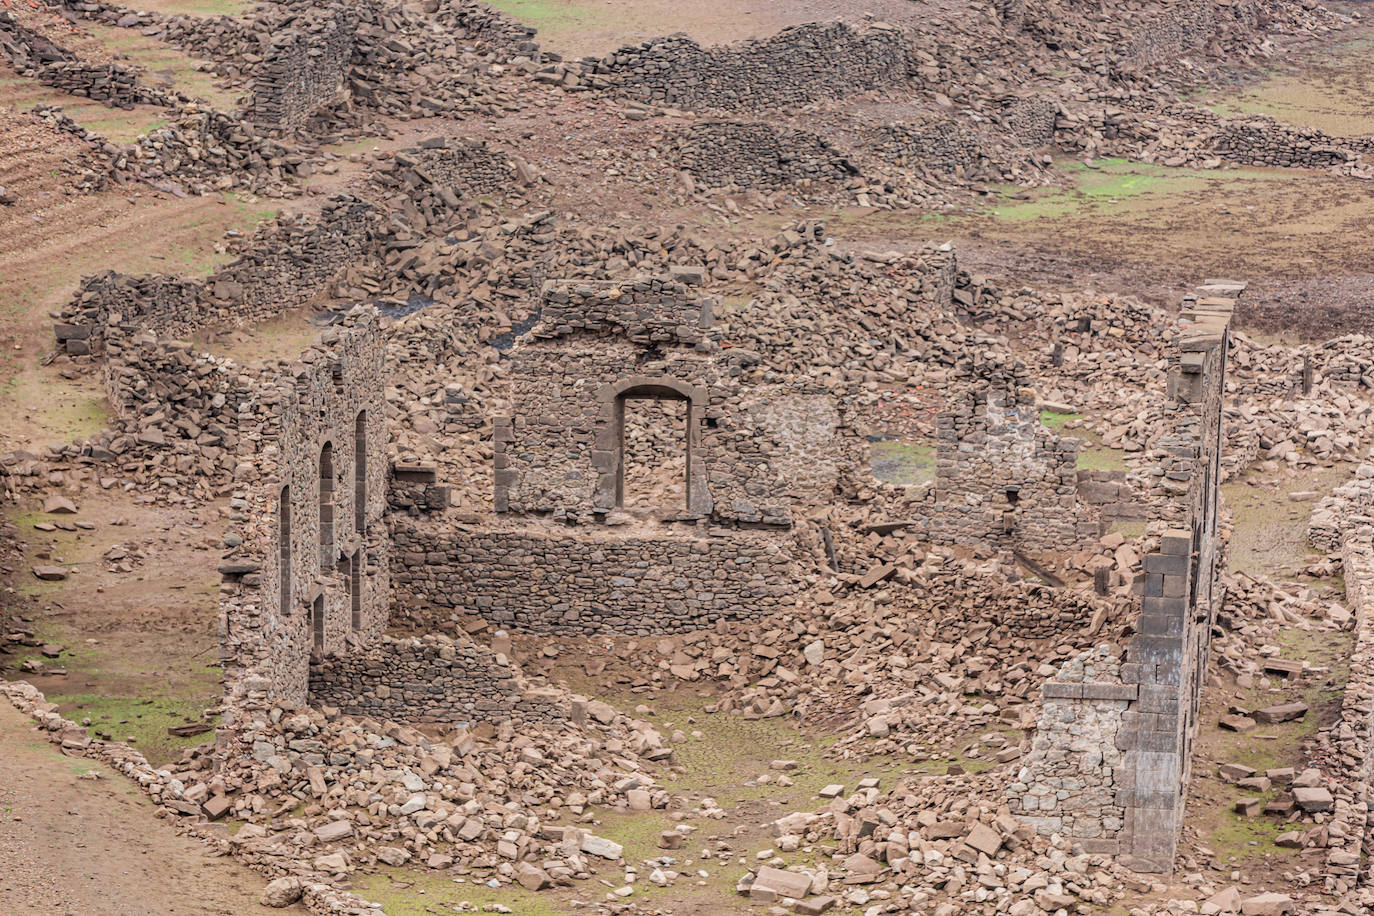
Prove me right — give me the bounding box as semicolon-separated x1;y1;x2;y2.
1253;702;1308;725
751;866;812;900
1292;786;1333;813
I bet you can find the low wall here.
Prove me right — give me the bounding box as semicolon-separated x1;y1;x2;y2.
56;196;378;353
390;518;798;636
669;120;857;189
1321;527;1374;894
308;633;567;726
588;21;915;111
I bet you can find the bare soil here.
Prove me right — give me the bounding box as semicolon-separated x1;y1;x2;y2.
0;700;294;915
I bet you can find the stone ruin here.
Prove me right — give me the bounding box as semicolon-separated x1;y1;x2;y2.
391;275;807;636
1011;283;1240;872
920;359;1101;555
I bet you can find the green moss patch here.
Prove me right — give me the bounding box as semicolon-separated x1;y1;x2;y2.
869;438;936;485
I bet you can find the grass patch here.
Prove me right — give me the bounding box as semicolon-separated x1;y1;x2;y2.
868;438;936;485
1039;409;1079;429
483;0;614;35
1198;39;1374;137
47;692;218;764
355;868;560;916
1077;445;1129;472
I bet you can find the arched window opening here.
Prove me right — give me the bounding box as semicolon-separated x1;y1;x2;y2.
350;550;363;631
278;485;291;618
616;390;690;511
311;594;325;655
319;442;335;569
354;411;367;535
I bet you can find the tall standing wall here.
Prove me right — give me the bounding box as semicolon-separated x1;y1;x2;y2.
1011;283;1240;872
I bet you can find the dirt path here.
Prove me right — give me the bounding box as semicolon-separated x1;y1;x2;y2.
0;698;291;915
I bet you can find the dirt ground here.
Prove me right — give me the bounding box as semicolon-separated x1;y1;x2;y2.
0;700;294;915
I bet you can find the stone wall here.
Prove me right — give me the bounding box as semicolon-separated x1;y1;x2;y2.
1008;645;1132;849
1122;0;1257;70
56;196;379;354
494;277;793;526
923;361;1100;554
1315;499;1374;894
1014;283;1237;872
308;633;568;725
389;518;799;636
219;311;392;714
372;137;523;201
587;21;916;112
668;120;858;190
248;9;355;129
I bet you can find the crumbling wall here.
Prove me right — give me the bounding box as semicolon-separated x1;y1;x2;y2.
867;120;1002;178
1316;495;1374;894
219;311;391;714
1122;0;1257;70
588;21;916;111
1008;645;1131;849
55;196;379;354
494;277;793;526
374;138;518;199
308;633;567;725
668;120;859;189
389;519;798;636
1013;283;1238;872
923;360;1100;554
248;10;355;129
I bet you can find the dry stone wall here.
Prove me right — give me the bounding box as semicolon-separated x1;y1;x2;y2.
1312;482;1374;894
668;120;858;190
587;21;917;112
56;196;379;354
389;519;798;636
248;9;355;129
1014;284;1237;872
308;633;567;725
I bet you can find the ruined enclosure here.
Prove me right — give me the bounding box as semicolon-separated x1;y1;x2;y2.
7;0;1374;912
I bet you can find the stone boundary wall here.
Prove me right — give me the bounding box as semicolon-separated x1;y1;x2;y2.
55;196;379;354
668;120;858;190
389;519;799;636
1014;283;1238;872
248;9;355;129
308;633;568;726
0;10;161;108
1320;522;1374;894
1122;0;1258;70
372;137;524;202
219;311;391;715
1309;466;1374;553
586;21;917;112
867;120;1004;179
